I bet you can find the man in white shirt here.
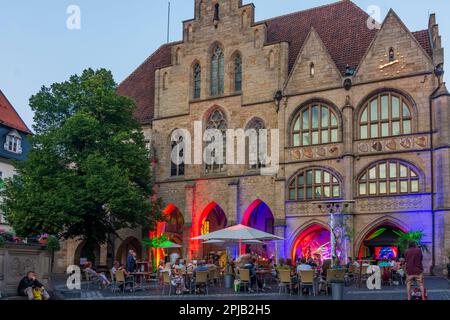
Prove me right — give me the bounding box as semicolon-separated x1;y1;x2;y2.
296;258;313;273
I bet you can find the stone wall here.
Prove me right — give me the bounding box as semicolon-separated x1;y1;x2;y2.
0;244;51;296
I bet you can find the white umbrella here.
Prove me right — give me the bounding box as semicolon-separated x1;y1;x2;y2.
193;224;283;265
192;224;284;241
202;239;226;244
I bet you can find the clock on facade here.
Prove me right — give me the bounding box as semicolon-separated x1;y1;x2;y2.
379;47;406;77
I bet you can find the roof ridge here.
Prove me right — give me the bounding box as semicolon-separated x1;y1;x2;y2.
258;0;363;24
0;89;32;134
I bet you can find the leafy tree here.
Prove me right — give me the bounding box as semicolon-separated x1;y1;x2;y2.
3;68;163;259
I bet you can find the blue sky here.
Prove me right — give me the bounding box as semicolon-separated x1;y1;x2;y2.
0;0;448;129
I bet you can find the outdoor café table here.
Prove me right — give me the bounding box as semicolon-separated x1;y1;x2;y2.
130;272;152;291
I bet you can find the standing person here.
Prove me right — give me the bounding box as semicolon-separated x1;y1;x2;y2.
404;240;425;300
17;271;50;300
126;249;137;273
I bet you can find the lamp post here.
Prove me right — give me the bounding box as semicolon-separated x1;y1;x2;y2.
313;200;355;267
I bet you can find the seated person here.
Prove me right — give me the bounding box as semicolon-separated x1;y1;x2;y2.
193;260;209;274
333;258;343;270
307;257;317;268
378;258;391;268
345;257;353;272
111;261;130;277
296;258;313;273
18;271;50;300
85;261;110;287
244;258;263;291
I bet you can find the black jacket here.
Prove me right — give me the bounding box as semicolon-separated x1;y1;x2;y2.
17;277;43;296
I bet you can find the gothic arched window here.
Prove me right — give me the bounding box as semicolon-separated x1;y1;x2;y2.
205;109;227;173
211;46;224;96
288;168;341;201
359;92;412;139
171;135;185;177
234;54;242;92
246;118;265;170
357;160;420;196
193;63;201;99
291;102;339;147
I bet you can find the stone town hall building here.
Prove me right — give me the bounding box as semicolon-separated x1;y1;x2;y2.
56;0;450;274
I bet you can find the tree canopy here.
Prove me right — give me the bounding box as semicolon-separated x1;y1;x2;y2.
3;68;162;250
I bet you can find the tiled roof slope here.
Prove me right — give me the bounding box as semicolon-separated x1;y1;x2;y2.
119;0;433;124
0;89;31;134
117;43;174;124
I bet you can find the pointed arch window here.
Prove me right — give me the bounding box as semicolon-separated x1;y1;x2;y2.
205;109;227;174
171;135;185;177
246;118;265;170
211;46;224;96
288;168;341;201
291;103;339;147
359;92;412;140
234;54;242;92
193;63;201;99
357;160;420;196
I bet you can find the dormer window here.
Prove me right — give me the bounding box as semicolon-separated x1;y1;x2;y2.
389;47;395;62
4;130;22;154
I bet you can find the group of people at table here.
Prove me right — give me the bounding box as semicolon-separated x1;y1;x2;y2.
81;248;409;295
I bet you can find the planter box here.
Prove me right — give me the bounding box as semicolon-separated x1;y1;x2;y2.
0;244;51;296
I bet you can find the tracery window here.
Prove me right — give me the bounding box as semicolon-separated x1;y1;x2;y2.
288;168;341;201
291;103;339;147
357;160;420;196
359;92;412;139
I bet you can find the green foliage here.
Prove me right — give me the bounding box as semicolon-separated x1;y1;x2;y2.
393;230;429;253
45;235;61;252
142;234;168;248
3;68;160;250
0;235;4;247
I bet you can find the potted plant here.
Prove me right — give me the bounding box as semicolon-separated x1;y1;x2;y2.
393;230;429;254
38;233;50;245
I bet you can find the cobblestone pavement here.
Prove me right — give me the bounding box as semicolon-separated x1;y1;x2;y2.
50;274;449;301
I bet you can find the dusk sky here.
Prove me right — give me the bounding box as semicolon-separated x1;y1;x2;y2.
1;0;448;129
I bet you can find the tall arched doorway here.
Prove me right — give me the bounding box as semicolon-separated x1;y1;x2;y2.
152;204;185;266
74;241;101;267
196;202;227;259
291;224;331;264
242;200;275;259
161;204;185;258
358;222;407;260
116;237;142;265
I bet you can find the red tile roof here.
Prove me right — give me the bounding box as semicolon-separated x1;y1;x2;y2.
118;43;174;124
0;89;31;134
119;0;432;124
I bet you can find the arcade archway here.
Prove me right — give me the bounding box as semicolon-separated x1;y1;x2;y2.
74;241;101;267
116;237;142;265
358;221;407;260
291;224;331;264
242;200;275;259
152;204;185;265
195;202;228;258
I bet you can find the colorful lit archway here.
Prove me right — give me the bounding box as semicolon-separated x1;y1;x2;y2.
358;221;407;260
291;224;331;263
150;203;184;267
190;202;227;259
241;200;275;258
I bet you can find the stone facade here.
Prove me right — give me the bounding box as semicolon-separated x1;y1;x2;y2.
60;1;450;275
